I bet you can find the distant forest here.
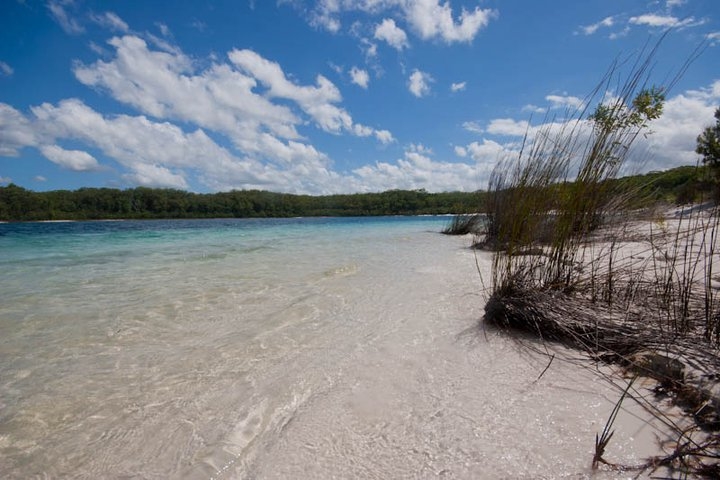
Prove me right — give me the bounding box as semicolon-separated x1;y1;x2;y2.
0;165;712;221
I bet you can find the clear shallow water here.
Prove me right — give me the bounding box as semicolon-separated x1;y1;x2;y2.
0;217;674;479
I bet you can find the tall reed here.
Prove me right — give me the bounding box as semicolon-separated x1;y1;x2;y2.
482;33;708;293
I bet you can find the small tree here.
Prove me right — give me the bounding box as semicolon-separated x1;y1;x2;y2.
696;107;720;199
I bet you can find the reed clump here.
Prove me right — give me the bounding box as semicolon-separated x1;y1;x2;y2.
441;213;484;235
481;39;720;476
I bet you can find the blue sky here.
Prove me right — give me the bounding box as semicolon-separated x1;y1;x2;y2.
1;0;719;194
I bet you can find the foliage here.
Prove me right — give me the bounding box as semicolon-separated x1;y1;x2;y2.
696;107;720;199
0;184;485;221
0;165;705;222
589;85;664;132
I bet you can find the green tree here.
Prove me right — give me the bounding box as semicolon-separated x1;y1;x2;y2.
589;86;665;134
696;107;720;190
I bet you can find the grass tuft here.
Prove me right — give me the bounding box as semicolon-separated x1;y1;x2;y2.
441;213;484;235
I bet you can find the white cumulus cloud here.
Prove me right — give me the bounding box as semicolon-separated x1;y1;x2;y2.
408;69;432;97
352;145;481;192
474;79;720;177
546;94;584;110
629;14;700;28
639;81;720;171
39;144;101;171
297;1;497;44
462;121;483;134
72;35;391;174
374;18;409;50
404;0;497;43
522;104;546;114
450;81;466;92
0;104;37;156
486;118;530;136
350;66;370;88
374;129;394;144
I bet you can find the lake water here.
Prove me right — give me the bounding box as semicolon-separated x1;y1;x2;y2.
0;217;675;479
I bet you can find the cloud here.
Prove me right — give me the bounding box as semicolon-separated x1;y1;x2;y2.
350;66;370;88
308;0;343;33
73;35;391;162
454;145;467;157
229;48;377;136
4;95;390;193
579;16;614;35
0;104;37;156
156;22;171;37
408;143;432;155
0;33;406;193
638;80;720;171
90;11;129;32
408;69;432;97
628;14;701;28
579;7;703;39
361;38;379;59
609;27;630;40
352;145;481;192
47;0;84;35
461;121;483;134
403;0;497;43
450;81;466;92
34;176;47;182
30;99;340;191
39;144;101;171
465;139;507;161
374;129;394;144
123;163;188;189
522;104;546;114
546;94;583;110
486;118;530;136
31;99;206;188
472;79;720;177
0;61;13;76
0;176;11;185
374;18;409;50
294;1;497;44
465;139;516;185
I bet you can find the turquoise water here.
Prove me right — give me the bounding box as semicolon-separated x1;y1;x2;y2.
0;217;669;478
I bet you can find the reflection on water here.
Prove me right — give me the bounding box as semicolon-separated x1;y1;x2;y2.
0;217;672;478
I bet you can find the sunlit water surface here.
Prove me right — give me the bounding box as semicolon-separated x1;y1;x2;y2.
0;217;674;479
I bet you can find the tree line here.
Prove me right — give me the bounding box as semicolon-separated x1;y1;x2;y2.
0;164;712;222
0;185;485;221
